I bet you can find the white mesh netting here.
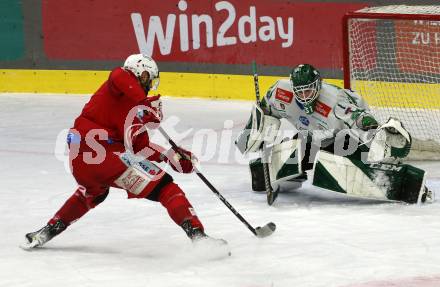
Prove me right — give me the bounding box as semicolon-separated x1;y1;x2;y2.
347;5;440;159
358;5;440;15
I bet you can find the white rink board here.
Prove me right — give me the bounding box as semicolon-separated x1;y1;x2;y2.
1;94;440;287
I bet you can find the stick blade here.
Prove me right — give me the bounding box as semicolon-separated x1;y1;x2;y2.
267;189;279;205
255;222;276;238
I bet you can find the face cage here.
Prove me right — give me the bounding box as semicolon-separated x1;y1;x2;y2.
290;78;321;105
150;77;160;91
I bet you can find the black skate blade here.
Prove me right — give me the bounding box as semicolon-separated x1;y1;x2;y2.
255;222;276;238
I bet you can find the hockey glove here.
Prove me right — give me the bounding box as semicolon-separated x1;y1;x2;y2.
161;146;197;173
367;118;412;162
356;114;379;131
138;95;163;129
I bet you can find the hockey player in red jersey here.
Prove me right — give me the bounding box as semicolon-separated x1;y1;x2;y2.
23;54;227;250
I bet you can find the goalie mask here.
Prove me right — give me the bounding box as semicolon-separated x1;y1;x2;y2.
290;64;322;114
124;54;160;92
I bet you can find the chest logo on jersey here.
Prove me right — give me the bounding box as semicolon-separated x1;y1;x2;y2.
275;88;293;104
299;116;310;126
314;101;331;117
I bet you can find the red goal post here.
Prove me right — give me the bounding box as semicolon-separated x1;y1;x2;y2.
342;5;440;160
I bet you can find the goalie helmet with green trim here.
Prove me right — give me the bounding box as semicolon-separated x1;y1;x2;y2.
290;64;322;114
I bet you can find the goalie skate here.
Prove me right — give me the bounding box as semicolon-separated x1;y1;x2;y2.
420;186;434;204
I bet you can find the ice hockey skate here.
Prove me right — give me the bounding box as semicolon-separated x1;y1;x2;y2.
181;220;231;259
20;220;66;250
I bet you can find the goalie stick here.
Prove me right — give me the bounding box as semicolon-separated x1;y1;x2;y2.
157;126;276;238
252;61;278;205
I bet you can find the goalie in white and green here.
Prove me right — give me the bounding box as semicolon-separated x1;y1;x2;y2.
236;63;434;204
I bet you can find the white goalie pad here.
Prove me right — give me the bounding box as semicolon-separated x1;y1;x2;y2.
367;118;412;163
269;139;303;186
313;150;427;204
314;151;389;200
236;104;281;154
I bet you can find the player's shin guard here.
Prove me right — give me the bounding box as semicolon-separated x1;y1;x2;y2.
49;187;109;226
158;182;204;237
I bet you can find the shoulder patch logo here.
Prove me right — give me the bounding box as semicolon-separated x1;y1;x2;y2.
299;116;310;126
314;101;331;117
275;88;293;104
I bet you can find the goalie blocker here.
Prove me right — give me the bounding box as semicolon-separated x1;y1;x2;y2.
235;104;280;154
235;104;307;192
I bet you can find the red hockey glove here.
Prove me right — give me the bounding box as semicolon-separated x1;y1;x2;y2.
162;147;197;173
138;95;162;128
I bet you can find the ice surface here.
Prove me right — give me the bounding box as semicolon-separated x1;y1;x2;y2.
1;93;440;287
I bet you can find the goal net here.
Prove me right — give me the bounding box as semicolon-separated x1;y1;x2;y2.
343;5;440;159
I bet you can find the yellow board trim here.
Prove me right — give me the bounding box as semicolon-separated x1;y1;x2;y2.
0;69;344;102
0;69;109;94
353;80;440;109
0;69;280;100
2;69;439;108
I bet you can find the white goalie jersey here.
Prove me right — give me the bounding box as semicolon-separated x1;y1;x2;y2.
263;79;374;146
235;67;428;205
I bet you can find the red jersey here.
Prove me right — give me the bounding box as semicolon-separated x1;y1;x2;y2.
72;67;162;160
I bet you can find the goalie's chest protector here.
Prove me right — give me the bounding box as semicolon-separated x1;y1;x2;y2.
268;81;344;137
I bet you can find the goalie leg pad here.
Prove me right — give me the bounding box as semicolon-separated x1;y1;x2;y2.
248;139;305;192
313;151;426;204
269;139;304;187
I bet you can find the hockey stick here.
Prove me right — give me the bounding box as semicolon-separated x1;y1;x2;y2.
157;126;276;238
252;61;278;206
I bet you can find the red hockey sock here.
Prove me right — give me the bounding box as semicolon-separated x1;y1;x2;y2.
158;182;204;231
48;187;108;226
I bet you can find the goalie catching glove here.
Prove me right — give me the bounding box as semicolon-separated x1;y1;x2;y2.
161;146;197;173
367;118;412;162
